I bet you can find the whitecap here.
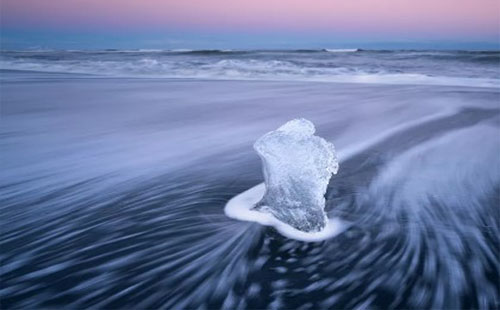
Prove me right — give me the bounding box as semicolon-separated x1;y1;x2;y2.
324;48;360;53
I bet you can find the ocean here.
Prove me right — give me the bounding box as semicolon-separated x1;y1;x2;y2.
1;49;499;309
1;49;499;87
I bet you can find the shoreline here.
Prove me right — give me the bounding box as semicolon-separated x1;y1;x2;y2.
1;68;499;89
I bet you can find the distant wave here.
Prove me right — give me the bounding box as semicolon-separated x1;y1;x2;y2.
2;48;498;58
170;49;248;55
323;48;360;53
1;65;496;89
1;49;498;87
1;58;498;88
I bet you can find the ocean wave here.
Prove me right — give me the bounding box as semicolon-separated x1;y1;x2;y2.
323;48;360;53
2;58;497;88
0;58;500;87
1;49;498;87
171;49;248;55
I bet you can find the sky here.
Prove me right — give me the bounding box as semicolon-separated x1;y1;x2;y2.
1;0;499;50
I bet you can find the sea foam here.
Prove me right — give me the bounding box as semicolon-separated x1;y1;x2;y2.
224;183;344;242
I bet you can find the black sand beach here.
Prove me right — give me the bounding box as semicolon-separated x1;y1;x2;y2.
1;69;499;308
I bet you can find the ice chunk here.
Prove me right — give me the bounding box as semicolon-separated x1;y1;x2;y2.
253;118;339;232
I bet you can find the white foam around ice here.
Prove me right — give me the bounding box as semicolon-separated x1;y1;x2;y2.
224;183;345;242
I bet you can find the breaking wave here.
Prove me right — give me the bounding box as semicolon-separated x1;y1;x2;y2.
323;48;360;53
1;49;499;87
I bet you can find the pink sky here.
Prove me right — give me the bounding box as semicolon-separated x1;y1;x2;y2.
2;0;499;39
